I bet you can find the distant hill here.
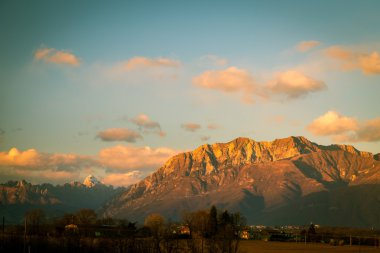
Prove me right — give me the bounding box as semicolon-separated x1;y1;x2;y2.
101;136;380;228
0;176;123;224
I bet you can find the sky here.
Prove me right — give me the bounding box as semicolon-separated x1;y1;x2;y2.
1;0;380;186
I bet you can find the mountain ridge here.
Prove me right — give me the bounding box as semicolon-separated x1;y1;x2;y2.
102;136;380;227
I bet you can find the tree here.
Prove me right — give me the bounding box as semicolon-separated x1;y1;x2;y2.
25;209;45;235
209;205;218;237
144;213;166;253
75;209;97;226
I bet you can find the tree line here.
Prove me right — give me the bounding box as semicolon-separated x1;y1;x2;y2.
0;206;245;253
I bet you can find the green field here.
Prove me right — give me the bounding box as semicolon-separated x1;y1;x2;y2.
239;241;380;253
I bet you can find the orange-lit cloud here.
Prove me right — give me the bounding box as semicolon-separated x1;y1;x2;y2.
324;46;380;74
130;114;165;136
193;67;256;93
97;128;142;142
0;148;94;171
307;111;380;143
296;40;321;52
268;70;326;99
98;145;178;171
102;171;143;186
307;111;358;136
122;57;180;71
181;123;201;132
207;124;219;130
194;67;325;103
34;47;80;66
359;52;380;74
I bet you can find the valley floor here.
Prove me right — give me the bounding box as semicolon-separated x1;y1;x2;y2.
239;241;380;253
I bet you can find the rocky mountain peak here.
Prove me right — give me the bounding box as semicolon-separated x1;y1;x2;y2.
83;175;101;188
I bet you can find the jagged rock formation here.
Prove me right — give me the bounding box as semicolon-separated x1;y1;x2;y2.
102;136;380;227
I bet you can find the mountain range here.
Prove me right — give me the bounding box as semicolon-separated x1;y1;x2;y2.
0;175;123;224
102;136;380;228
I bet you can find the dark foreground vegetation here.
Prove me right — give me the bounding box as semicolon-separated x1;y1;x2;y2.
1;206;380;253
0;206;244;253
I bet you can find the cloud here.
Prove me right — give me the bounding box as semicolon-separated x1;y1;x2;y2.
296;40;321;52
307;111;358;136
97;128;142;142
324;46;353;60
98;145;178;171
0;144;179;185
324;45;380;74
122;57;180;71
307;111;380;143
268;70;326;99
181;123;201;132
207;124;219;130
193;67;324;103
359;52;380;74
0;148;95;172
199;54;228;67
130;114;165;136
34;47;80;66
353;118;380;142
102;171;143;187
193;67;256;93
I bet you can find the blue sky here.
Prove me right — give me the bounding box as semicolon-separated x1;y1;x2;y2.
1;0;380;185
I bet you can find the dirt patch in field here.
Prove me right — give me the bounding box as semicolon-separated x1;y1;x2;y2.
239;240;380;253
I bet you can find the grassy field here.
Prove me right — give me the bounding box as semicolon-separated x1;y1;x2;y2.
239;240;380;253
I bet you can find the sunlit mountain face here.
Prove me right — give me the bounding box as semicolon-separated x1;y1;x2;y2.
102;136;380;227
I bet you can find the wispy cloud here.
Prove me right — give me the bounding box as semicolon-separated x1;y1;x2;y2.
96;128;142;142
102;171;143;187
199;54;228;67
121;57;180;71
34;47;80;66
324;45;380;74
296;40;321;52
130;114;165;136
181;123;201;132
307;111;380;143
207;124;219;130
